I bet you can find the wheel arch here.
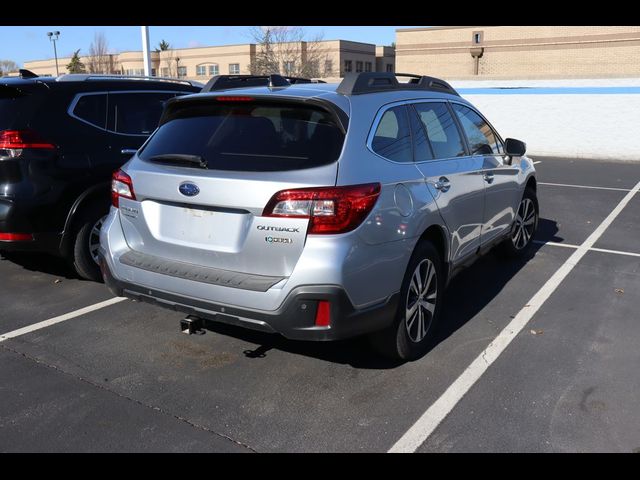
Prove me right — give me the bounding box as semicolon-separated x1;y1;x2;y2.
59;182;111;257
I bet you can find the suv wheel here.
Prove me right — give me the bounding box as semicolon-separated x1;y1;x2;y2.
370;241;443;361
502;187;539;257
71;205;108;282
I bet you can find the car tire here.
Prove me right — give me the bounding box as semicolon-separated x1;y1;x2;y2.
501;187;539;257
71;204;108;282
369;240;444;361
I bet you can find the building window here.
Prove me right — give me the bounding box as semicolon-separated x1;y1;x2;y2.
161;67;169;77
324;60;333;76
283;60;295;75
196;65;206;76
365;62;372;72
177;66;187;78
209;64;219;76
125;68;144;76
344;60;352;73
356;61;363;73
151;68;156;77
229;63;240;75
473;31;483;44
386;64;394;73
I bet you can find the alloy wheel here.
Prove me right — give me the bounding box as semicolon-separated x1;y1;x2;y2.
511;197;536;250
89;215;106;264
405;259;438;343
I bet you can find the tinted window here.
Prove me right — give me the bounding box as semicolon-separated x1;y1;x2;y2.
139;102;345;172
452;103;502;155
371;105;413;163
408;105;433;162
413;102;466;159
72;94;107;129
109;92;178;135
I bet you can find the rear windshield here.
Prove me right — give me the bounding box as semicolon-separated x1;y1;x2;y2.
0;86;28;129
139;101;345;171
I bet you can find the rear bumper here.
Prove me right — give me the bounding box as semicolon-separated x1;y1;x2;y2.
0;197;62;255
99;253;398;341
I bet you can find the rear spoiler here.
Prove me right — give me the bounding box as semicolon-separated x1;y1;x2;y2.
159;94;349;135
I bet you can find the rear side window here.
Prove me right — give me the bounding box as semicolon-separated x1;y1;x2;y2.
452;103;503;155
371;105;413;163
413;102;466;159
139;101;345;172
71;94;107;129
109;92;182;135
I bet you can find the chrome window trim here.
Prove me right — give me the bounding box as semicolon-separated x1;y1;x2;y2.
366;98;474;165
67;90;190;137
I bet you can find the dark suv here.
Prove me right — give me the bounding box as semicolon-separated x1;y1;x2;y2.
0;70;202;280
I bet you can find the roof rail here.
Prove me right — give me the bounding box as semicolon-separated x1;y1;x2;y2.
336;72;459;96
55;73;202;88
283;76;326;84
19;69;39;79
201;74;292;93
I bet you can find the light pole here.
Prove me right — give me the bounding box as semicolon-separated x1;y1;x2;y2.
47;31;60;76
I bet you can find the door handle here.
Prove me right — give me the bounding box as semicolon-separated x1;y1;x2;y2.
121;148;138;156
433;176;451;192
483;172;495;184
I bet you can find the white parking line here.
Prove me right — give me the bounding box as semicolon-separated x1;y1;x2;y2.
539;182;633;192
533;240;640;258
388;179;640;453
0;297;127;343
532;161;542;165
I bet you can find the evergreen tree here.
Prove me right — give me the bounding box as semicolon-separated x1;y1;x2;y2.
66;49;86;73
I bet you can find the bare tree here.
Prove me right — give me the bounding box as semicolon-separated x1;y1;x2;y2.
87;32;114;74
0;59;19;76
248;26;329;78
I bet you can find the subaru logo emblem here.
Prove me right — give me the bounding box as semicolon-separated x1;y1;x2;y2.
179;182;200;197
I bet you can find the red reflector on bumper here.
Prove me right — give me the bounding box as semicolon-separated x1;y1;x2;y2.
0;233;34;241
315;300;331;327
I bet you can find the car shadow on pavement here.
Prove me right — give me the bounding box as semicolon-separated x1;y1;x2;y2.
0;251;79;280
197;218;561;369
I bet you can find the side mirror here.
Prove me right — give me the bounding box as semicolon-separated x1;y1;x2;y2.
505;138;526;157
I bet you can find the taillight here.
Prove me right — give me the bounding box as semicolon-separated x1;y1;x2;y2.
263;183;381;234
0;233;33;241
0;130;56;150
111;169;136;208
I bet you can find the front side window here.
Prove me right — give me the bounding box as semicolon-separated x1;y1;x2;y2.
108;92;180;135
71;94;107;129
371;105;413;163
229;63;240;75
452;103;502;155
413;102;466;159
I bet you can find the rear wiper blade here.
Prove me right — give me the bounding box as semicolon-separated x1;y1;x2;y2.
147;154;208;169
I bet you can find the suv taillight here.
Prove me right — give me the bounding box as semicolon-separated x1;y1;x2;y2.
263;183;381;234
0;130;56;150
111;169;136;208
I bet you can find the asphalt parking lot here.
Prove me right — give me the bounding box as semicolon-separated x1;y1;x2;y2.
1;156;639;453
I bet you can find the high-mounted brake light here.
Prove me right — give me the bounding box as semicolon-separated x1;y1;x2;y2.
263;183;381;234
111;169;136;208
215;96;254;102
0;130;56;150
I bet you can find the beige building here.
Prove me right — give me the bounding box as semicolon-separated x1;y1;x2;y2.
23;39;396;82
396;26;640;79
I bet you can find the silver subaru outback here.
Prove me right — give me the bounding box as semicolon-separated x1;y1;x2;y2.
99;72;538;360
